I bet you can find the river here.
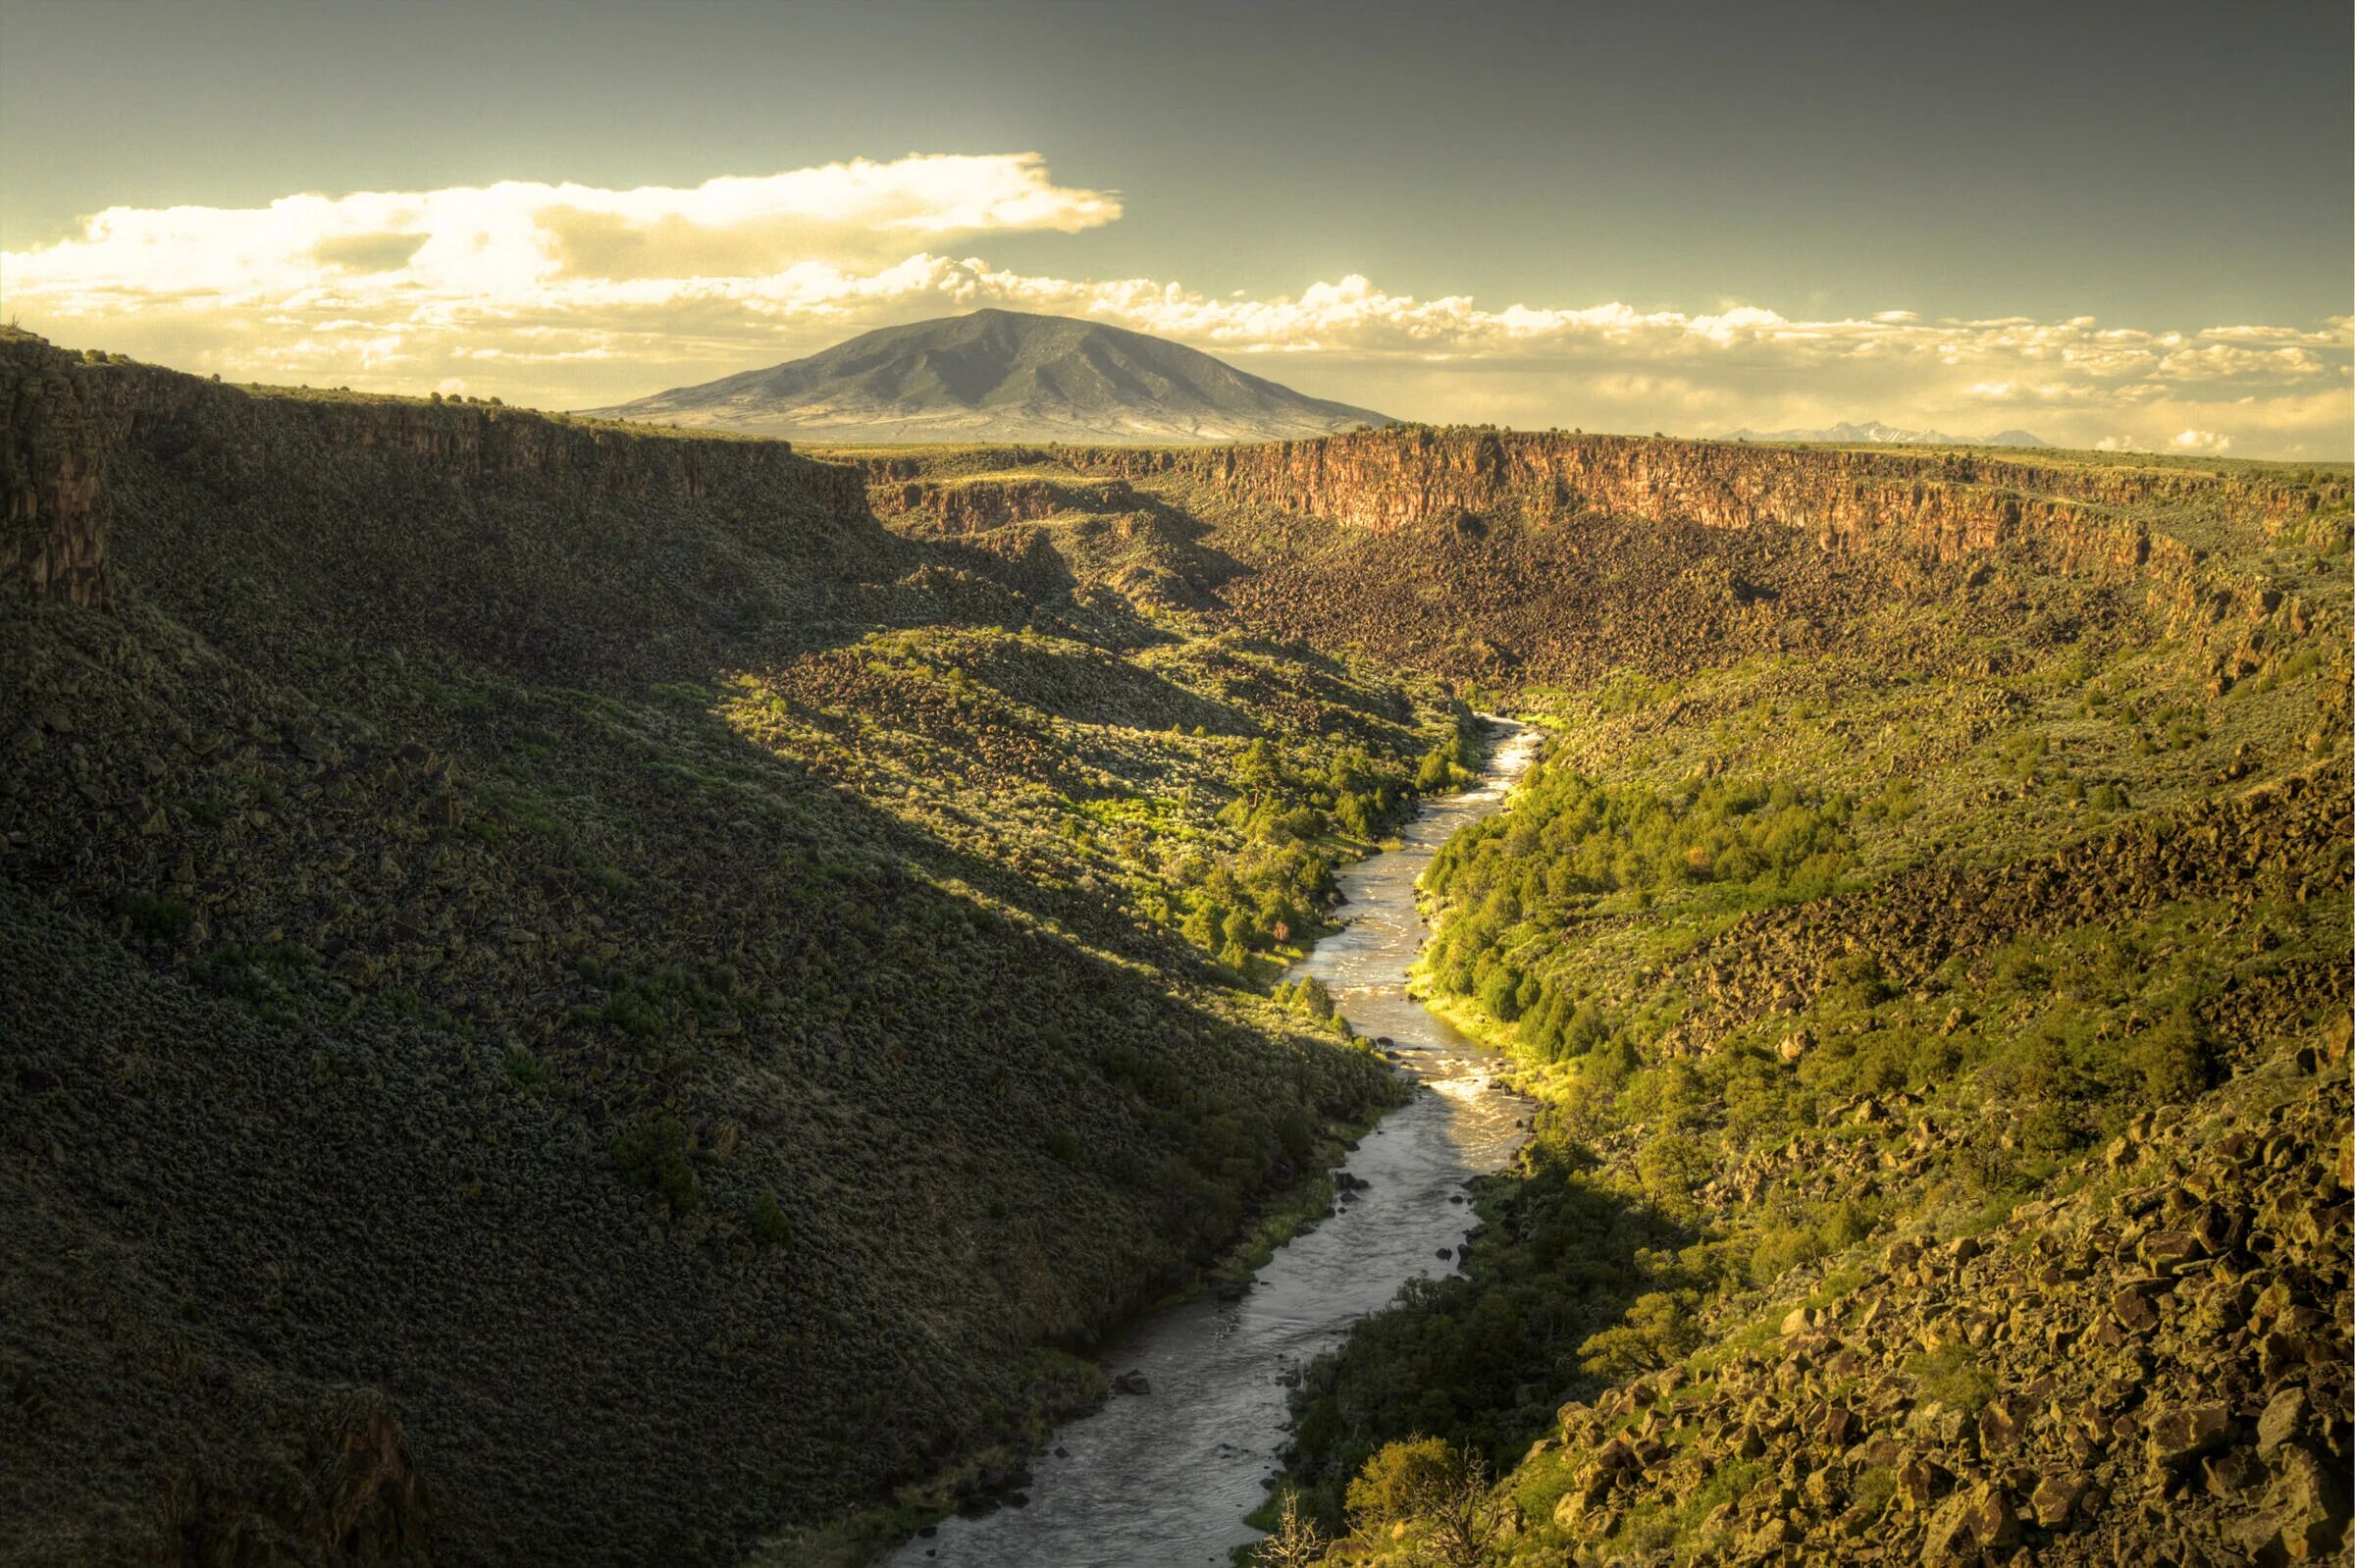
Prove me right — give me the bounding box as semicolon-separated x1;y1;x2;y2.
890;720;1542;1568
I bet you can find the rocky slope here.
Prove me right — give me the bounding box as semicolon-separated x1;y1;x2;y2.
1531;1060;2350;1565
1208;432;2351;1564
588;309;1392;444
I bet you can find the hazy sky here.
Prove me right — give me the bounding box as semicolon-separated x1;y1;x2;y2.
4;0;2348;455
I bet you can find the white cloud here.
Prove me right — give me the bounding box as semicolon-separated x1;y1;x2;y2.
4;154;1119;303
5;155;2348;458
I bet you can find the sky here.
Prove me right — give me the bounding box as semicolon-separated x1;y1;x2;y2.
2;0;2349;457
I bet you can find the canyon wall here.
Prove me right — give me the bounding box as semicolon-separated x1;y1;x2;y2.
1;338;116;605
866;473;1139;534
0;332;869;611
1071;428;2341;669
1071;429;2339;556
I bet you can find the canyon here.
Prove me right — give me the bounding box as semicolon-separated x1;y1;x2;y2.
1;329;2346;1567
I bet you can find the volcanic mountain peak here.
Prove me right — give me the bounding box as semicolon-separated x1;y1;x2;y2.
588;308;1393;444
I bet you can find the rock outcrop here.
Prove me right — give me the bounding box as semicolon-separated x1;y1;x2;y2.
1;340;116;606
867;474;1139;534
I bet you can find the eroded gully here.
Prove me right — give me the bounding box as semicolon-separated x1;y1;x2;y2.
891;720;1543;1568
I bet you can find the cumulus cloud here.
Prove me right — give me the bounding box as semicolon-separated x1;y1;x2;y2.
5;155;2348;458
4;153;1119;303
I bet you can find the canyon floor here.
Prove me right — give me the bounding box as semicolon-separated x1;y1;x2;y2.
0;329;2346;1566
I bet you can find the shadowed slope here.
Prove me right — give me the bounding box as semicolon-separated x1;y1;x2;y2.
0;332;1443;1566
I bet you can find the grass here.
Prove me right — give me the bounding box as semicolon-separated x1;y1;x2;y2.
1907;1342;2000;1411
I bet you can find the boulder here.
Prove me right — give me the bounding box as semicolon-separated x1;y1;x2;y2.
2029;1471;2088;1528
2143;1401;2231;1472
2266;1443;2351;1560
1739;1516;1800;1558
1895;1453;1941;1513
2257;1385;2312;1457
2110;1278;2168;1333
1922;1482;2018;1564
2136;1228;2206;1273
1975;1398;2018;1454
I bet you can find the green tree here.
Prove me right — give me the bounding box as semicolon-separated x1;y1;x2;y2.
1345;1438;1506;1567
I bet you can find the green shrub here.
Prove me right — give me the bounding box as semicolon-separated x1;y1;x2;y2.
613;1115;703;1215
749;1190;792;1247
1908;1341;1998;1410
1578;1290;1701;1377
1750;1222;1824;1285
602;988;667;1039
504;1045;552;1091
1345;1437;1465;1530
115;892;193;942
2127;1007;2214;1106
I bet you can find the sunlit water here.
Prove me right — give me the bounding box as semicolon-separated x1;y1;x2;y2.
889;722;1542;1568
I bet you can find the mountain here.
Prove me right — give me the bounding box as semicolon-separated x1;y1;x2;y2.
1719;418;2052;447
587;308;1393;444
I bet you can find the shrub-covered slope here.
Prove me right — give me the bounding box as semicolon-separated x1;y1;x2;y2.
1162;433;2352;1565
0;333;1465;1566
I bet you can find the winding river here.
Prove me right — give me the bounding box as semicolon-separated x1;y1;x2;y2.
892;721;1540;1568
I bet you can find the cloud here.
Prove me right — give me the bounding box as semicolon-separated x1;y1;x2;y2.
4;153;1119;302
5;155;2348;458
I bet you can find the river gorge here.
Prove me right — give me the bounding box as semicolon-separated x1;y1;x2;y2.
893;722;1543;1568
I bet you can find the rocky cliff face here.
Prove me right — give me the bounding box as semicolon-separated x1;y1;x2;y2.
1068;429;2343;689
867;474;1139;534
1073;430;2340;557
1;339;116;606
0;332;869;614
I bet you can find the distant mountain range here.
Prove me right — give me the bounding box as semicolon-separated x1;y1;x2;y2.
1717;420;2051;448
588;308;1393;444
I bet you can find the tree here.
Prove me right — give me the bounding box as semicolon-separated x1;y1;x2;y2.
1251;1491;1330;1568
1346;1438;1508;1568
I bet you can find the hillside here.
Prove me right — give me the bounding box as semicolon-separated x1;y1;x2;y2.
0;331;1460;1566
586;308;1392;444
782;430;2351;1564
2;342;2348;1568
1083;432;2342;1565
